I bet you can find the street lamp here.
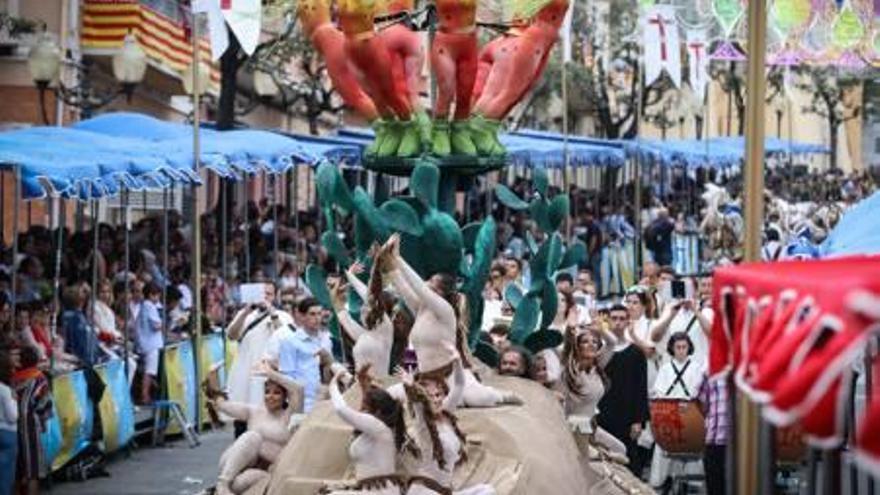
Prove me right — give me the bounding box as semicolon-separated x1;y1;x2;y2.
27;31;147;123
182;60;211;96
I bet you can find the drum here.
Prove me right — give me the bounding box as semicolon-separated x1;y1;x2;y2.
649;399;706;455
775;423;807;465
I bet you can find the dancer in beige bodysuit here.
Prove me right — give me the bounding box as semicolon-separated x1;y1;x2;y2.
210;362;304;495
561;324;628;461
377;234;520;408
322;369;414;495
399;358;495;495
334;261;396;378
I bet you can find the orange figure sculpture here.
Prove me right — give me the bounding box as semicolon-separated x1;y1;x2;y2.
338;0;421;156
297;0;379;123
374;0;430;155
429;0;479;155
470;0;570;155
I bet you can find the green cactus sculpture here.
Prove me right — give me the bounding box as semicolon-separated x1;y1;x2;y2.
493;167;587;355
305;161;583;366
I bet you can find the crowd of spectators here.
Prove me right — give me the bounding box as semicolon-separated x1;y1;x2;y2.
0;165;875;493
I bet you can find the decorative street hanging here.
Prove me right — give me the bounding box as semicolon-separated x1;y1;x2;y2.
643;4;682;87
686;29;710;97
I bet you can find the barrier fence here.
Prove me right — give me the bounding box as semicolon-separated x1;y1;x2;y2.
37;333;228;473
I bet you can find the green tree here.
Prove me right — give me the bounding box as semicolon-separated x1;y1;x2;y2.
796;66;861;170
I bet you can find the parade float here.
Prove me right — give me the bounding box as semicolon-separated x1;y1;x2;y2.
237;0;652;492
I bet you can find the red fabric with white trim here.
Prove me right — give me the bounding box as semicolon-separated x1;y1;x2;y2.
709;257;880;452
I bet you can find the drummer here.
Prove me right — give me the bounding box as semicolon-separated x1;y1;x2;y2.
649;332;705;491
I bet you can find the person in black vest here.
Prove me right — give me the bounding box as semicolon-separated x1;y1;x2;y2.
597;304;649;476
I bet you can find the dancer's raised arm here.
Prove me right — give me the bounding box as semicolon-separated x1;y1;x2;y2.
332;283;366;342
442;358;465;413
329;370;390;437
596;324;618;368
256;361;305;413
344;262;369;301
382;234;453;319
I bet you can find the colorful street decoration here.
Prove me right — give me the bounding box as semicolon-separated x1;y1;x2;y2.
711;0;747;60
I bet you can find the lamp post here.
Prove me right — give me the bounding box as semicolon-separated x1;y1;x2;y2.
27;31;146;123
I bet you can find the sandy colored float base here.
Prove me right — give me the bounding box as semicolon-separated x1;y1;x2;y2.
250;372;590;495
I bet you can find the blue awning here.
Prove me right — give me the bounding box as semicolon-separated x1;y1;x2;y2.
0;112;346;200
623;137;829;170
821;191;880;258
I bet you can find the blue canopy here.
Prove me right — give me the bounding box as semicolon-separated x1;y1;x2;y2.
624;137;829;170
336;127;626;168
821;191;880;258
75;113;321;177
0;112;340;200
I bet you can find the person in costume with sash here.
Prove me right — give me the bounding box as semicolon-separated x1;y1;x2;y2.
209;361;305;495
333;261;396;378
377;234;520;408
648;332;705;491
322;367;415;495
398;358;495;495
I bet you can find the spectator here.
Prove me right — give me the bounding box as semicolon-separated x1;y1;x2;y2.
487;323;511;352
644;208;675;266
61;286;101;368
497;346;531;378
0;350;18;495
12;346;52;495
597;304;649;476
135;283;163;405
273;297;338;413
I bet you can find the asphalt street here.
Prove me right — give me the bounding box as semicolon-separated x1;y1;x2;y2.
47;428;231;495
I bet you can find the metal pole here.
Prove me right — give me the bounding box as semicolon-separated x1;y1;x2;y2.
90;199;99;331
562;68;571;241
10;166;20;331
293;168;301;289
273;174;279;287
738;1;767;494
244;176;251;283
221;177;228;361
123;187;131;383
50;195;65;373
162;187;169;341
191;16;204;432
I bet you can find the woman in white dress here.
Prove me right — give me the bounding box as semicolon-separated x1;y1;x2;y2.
648;332;706;491
377;234;519;408
209;362;304;495
333;261;395;378
398;358;494;495
323;368;416;495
